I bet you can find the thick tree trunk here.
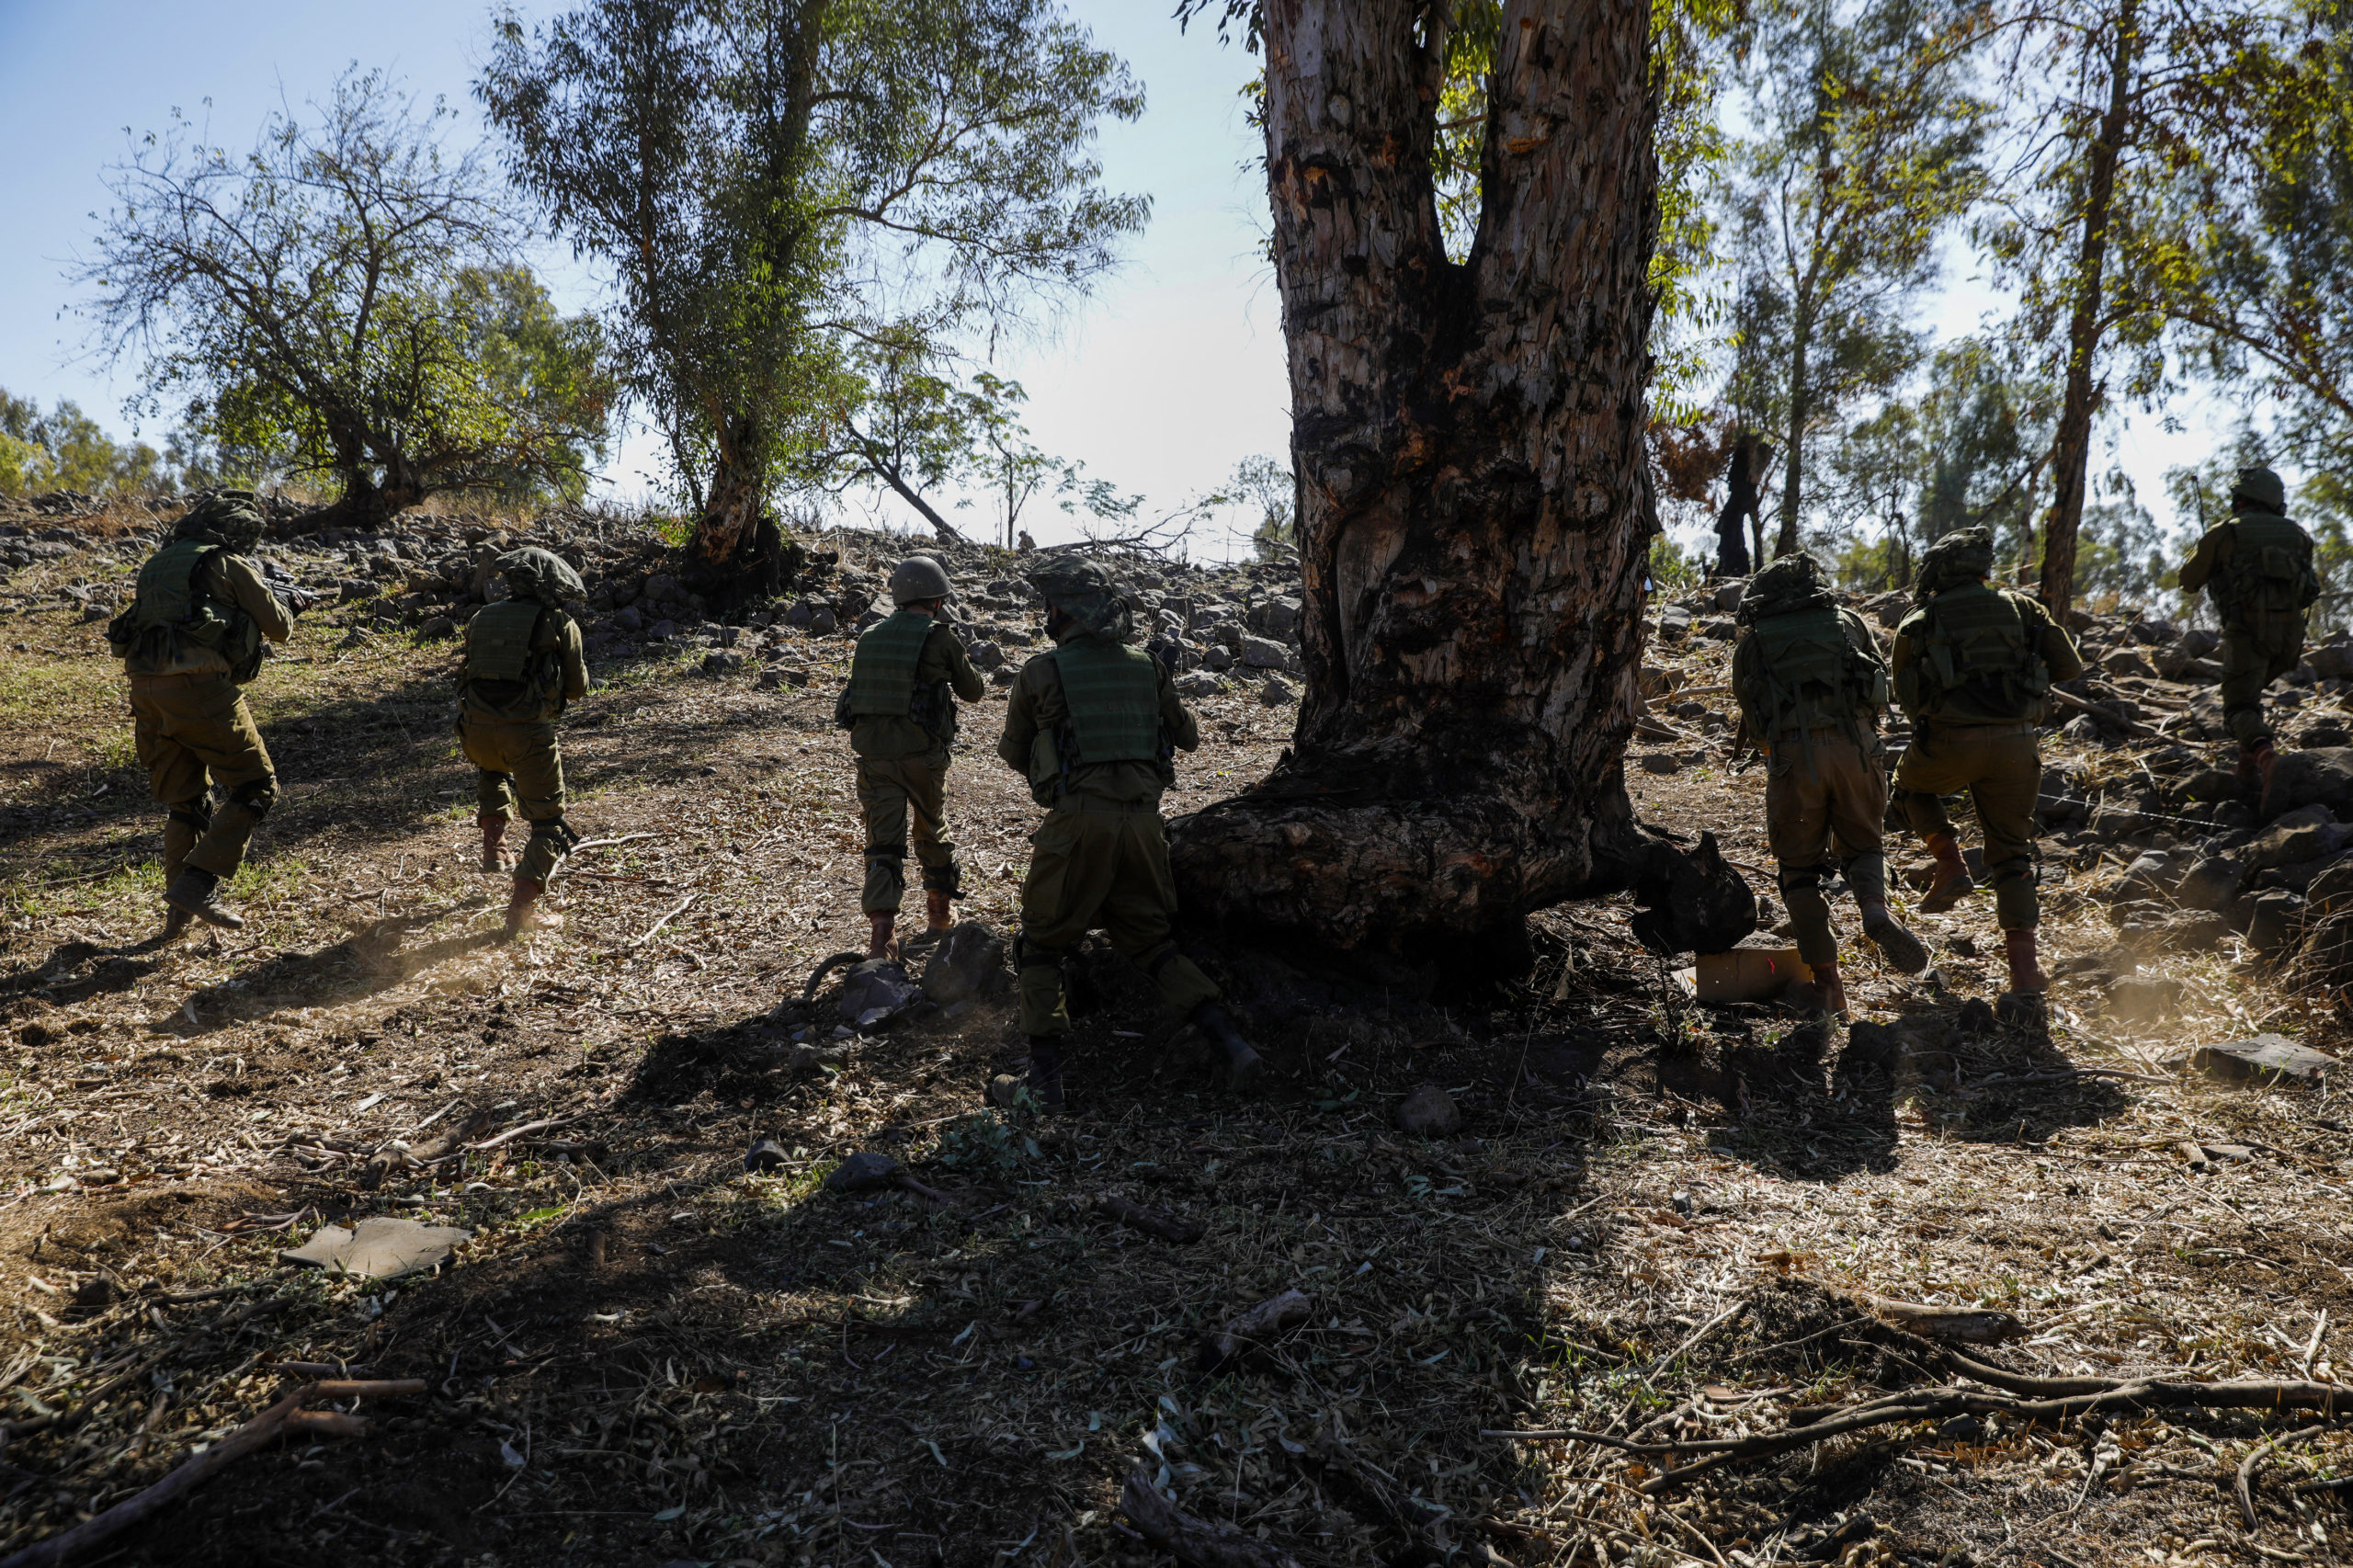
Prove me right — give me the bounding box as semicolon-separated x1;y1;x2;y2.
687;411;780;608
1167;0;1660;966
2037;0;2137;624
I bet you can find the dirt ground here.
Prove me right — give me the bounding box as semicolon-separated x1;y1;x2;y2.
0;525;2347;1568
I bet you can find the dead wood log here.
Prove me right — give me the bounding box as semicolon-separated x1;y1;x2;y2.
0;1378;425;1568
1484;1372;2350;1494
358;1108;496;1191
1095;1193;1202;1244
1120;1466;1302;1568
1200;1290;1313;1373
2238;1422;2326;1531
1834;1288;2022;1346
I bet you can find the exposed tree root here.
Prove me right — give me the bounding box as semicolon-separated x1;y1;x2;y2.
1120;1466;1303;1568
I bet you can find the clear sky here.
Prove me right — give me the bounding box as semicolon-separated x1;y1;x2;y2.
0;1;2228;562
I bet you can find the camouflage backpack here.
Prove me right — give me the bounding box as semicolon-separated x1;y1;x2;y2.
2215;514;2319;618
107;539;264;682
1893;583;2051;723
1733;555;1884;740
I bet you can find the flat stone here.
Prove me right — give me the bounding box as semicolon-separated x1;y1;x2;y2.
1239;634;1289;669
281;1217;472;1281
2169;1034;2339;1085
824;1151;902;1192
1639;753;1682;775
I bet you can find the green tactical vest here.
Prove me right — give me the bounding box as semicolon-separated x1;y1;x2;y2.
461;601;564;716
2214;514;2319;618
1738;605;1885;741
1053;641;1163;764
108;540;263;682
1893;584;2050;723
844;611;938;719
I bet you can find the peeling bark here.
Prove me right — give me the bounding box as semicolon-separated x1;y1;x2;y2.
1169;0;1661;964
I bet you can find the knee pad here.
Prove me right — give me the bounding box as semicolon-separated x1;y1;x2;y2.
229;778;277;819
167;803;214;833
1776;862;1829;895
529;816;583;853
1014;937;1066;977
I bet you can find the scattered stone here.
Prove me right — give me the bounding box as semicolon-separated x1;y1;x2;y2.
281;1217;473;1281
824;1151;903;1193
2245;803;2349;870
1395;1083;1462;1138
2168;1033;2339;1085
1259;674;1297;706
744;1137;791;1174
919;921;1008;1006
1657;605;1694;641
1239;634;1290;669
2261;747;2353;818
2175;856;2248;912
1714;581;1745;613
1943;935;1977;958
419;615;456;639
2246;890;2306;955
1639;753;1682;775
2105;975;2181;1022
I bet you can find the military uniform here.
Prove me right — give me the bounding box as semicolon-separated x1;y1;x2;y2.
1889;528;2084;992
2177;466;2316;784
457;549;589;935
995;558;1261;1109
107;491;294;934
1729;554;1927;1016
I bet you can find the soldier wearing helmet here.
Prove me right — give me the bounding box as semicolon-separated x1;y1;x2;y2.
993;554;1262;1112
834;554;985;958
2178;465;2319;809
104;489;297;937
458;546;591;937
1729;551;1926;1020
1887;528;2084;995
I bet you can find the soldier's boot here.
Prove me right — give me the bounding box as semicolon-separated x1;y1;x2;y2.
2003;928;2050;995
2254;742;2280;817
925;889;953;932
1024;1036;1067;1114
1188;1002;1264;1094
867;913;896;961
479;815;507;874
160;906;192;942
1789;960;1848;1021
163;868;244;931
504;877;559;939
1918;832;1973;914
1859;901;1929;975
2235;743;2263;790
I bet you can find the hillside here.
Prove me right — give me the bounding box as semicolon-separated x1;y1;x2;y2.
0;501;2345;1568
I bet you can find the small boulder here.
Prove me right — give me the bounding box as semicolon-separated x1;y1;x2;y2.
2175;856;2248;912
744;1137;791;1174
2246;890;2306;955
1639;753;1683;775
1259;674;1297;706
1395;1083;1462;1138
2245;802;2348;870
1239;634;1289;669
824;1151;903;1193
919;921;1008;1006
2260;747;2353;818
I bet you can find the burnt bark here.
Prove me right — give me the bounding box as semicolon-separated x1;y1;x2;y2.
1167;0;1661;964
2037;0;2138;624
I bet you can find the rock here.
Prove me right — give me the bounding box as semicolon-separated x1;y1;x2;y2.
419;615;456;639
2118;908;2235;954
612;604;643;632
744;1137;791;1174
2177;767;2242;804
756;664;810;690
2130;617;2181;645
1657;604;1693;641
1714;581;1746;613
2246;802;2348;869
2100;646;2158;679
1638;753;1682;775
2106;975;2181;1021
2260;746;2353;818
1639;664;1679;699
837;959;919;1029
280;1217;473;1281
2304;858;2353;911
2154;643;2223;682
2309;638;2353;681
2086;801;2149;840
1865;590;1910;629
1239;634;1289;669
648;618;677;641
2246;890;2306;954
1842;1020;1900;1070
919;921;1007;1006
700;650;746;676
808;605;838;634
2168;1033;2339;1085
824;1151;904;1193
1395;1083;1461;1138
1245;596;1302;639
2175;856;2248;912
1173;670;1223;697
968;640;1004;669
1259;674;1297;706
78;603;109;624
2114;851;2178;901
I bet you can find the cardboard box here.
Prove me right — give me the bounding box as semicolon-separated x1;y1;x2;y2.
1691;948;1812;1003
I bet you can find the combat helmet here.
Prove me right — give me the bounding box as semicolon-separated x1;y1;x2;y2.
1736;551;1836;626
2231;465;2288;516
888;554;953;606
499;546;586;608
171;489;267;554
1915;527;1995;601
1028;554;1133;642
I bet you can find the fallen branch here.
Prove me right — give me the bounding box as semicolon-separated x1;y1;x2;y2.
1200;1290;1313;1373
1096;1192;1203;1244
1639;1301;1750;1382
563;833;655;857
2238;1423;2325;1531
0;1378;426;1568
465;1114;582;1153
1487;1365;2351;1494
1827;1286;2023;1346
1120;1465;1302;1568
626;893;699;949
358;1107;495;1191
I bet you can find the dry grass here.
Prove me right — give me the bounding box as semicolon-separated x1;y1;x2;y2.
0;539;2344;1568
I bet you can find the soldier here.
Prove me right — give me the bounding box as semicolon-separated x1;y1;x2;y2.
106;490;295;937
1889;527;2085;994
995;557;1261;1111
835;555;986;958
1730;553;1928;1019
2177;465;2318;805
458;548;589;937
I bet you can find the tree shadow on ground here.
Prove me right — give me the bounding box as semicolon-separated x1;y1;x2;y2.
157;902;500;1038
1661;1005;1903;1183
0;937;170;1007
